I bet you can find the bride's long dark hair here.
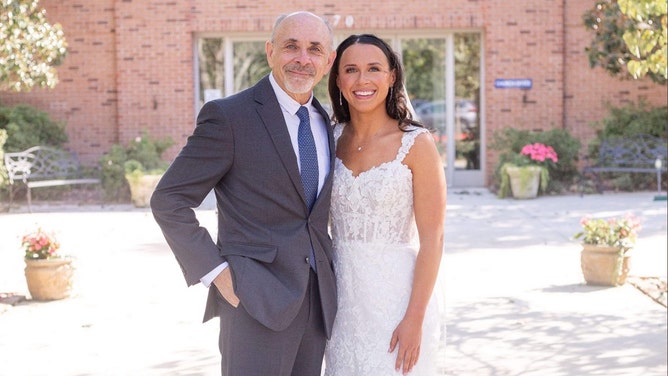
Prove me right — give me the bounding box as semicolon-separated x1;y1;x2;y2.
328;34;424;130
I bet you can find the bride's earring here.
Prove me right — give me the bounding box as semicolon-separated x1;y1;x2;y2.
390;87;393;99
339;91;343;106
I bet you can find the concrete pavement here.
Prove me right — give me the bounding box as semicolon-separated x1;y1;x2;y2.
0;189;666;375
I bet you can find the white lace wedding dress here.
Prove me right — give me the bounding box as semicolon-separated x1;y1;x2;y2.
324;124;442;376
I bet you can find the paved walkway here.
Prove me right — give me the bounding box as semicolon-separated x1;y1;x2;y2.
0;190;666;375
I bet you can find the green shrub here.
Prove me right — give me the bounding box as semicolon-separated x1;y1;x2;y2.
0;104;90;204
0;104;68;152
587;100;667;157
99;132;172;202
123;159;144;174
586;101;667;191
590;100;667;139
491;128;581;194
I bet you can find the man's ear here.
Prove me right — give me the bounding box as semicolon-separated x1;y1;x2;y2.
265;41;274;68
326;50;337;72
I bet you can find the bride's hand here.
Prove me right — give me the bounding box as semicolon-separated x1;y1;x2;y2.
389;316;422;375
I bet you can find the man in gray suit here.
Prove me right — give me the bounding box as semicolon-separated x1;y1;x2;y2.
150;11;337;376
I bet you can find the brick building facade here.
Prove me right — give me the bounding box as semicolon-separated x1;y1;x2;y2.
1;0;665;187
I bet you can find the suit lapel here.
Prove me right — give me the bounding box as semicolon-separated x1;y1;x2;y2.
311;97;335;212
253;77;308;207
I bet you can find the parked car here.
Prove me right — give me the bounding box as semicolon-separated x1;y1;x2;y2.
457;99;478;131
414;99;478;133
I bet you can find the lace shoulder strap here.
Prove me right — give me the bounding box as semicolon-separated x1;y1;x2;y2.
333;123;346;143
397;126;430;162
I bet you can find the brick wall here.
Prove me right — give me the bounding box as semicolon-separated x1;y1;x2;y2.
113;0;194;152
1;0;665;185
0;0;118;164
482;0;567;177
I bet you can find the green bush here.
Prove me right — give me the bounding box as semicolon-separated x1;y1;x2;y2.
588;100;667;149
0;103;70;205
593;100;666;136
0;104;68;152
585;101;667;191
99;132;172;202
491;128;581;194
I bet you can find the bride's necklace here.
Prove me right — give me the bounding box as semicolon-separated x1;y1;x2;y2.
353;128;383;152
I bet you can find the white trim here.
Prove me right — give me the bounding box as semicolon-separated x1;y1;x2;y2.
224;38;234;97
192;34;200;121
445;34;456;187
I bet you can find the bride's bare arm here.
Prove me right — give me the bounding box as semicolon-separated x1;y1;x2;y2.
389;131;446;375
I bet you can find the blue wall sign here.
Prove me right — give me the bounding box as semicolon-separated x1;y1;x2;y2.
494;78;533;89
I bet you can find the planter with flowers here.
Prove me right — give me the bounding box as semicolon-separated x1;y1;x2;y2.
574;214;641;286
22;227;74;300
124;160;165;208
122;134;172;208
498;143;559;199
100;132;172;207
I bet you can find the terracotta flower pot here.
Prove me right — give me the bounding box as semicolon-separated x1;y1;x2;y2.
24;258;74;300
580;244;631;286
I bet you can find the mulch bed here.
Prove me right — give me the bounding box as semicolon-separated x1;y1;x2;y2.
628;276;668;308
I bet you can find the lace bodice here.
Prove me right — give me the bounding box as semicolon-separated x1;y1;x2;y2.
331;124;429;245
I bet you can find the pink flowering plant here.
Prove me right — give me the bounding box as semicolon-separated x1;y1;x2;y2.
573;214;641;252
499;143;559;197
21;227;61;260
518;143;559;166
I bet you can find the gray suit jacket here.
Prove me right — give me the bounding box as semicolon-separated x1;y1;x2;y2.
151;75;337;337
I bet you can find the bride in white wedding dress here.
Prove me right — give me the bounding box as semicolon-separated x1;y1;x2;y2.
324;34;447;376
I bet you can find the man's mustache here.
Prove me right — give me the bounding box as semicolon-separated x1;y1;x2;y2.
285;64;316;76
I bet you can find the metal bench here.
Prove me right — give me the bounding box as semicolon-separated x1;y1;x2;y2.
4;146;101;211
580;134;667;193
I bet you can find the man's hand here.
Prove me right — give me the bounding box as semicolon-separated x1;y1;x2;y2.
212;267;239;307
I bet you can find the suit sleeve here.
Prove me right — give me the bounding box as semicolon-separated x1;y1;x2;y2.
150;100;234;286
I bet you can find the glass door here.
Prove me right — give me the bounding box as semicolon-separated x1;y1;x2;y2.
400;33;482;187
401;37;447;165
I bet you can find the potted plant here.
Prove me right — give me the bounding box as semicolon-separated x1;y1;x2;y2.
124;158;167;208
100;132;172;207
22;227;74;300
498;143;558;199
574;214;641;286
